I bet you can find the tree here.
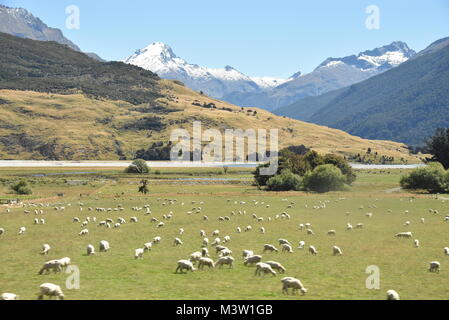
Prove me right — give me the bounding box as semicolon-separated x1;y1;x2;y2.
426;128;449;169
323;154;357;185
11;180;33;195
303;164;347;193
138;179;149;195
400;162;448;193
266;170;302;191
125;159;150;174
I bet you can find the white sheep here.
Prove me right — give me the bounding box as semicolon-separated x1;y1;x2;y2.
244;255;262;266
38;283;64;300
281;277;307;295
198;257;215;270
219;248;233;257
215;256;234;269
444;247;449;255
386;289;400;300
327;230;336;236
134;248;144;259
298;241;305;249
332;245;343;256
153;236;161;244
242;250;254;258
260;227;265;234
130;217;138;223
263;244;279;253
306;229;315;235
394;232;412;238
281;243;294;253
212;230;220;236
1;293;18;300
173;237;183;246
189;251;202;263
278;239;292;246
255;262;277;276
0;228;4;235
309;245;318;255
356;223;364;229
99;240;110;252
429;261;440;273
79;229;89;236
38;260;62;274
266;261;286;273
87;244;95;256
179;228;184;235
414;239;420;248
176;259;196;273
157;222;165;228
236;227;242;233
223;235;231;243
346;223;353;231
41;244;51;255
143;242;153;251
18;227;26;235
244;225;252;232
57;257;71;270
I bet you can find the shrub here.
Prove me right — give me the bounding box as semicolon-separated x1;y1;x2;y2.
11;180;33;195
400;162;448;193
266;170;302;191
323;154;357;185
125;159;150;174
303;164;347;193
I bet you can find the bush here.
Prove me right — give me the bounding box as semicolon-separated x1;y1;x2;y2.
323;154;357;185
400;162;448;193
266;170;302;191
125;159;150;174
303;164;347;193
11;180;33;195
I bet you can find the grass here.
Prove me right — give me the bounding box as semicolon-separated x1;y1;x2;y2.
0;168;448;300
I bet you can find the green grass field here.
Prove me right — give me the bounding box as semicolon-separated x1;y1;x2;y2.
0;167;448;300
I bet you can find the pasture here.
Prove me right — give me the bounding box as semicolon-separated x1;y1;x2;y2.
0;167;448;300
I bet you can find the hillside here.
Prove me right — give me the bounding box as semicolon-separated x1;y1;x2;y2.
275;37;449;146
0;33;417;162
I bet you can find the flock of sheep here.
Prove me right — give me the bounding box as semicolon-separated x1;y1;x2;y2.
1;197;448;300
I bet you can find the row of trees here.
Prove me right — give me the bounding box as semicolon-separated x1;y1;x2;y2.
254;150;356;193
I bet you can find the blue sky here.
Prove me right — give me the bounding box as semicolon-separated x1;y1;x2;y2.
2;0;449;77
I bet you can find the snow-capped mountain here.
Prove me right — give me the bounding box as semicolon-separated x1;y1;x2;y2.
223;41;416;110
125;42;266;99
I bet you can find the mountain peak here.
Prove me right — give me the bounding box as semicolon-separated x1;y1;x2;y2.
134;42;177;61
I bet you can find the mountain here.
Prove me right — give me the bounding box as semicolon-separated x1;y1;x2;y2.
225;42;416;111
275;37;449;146
0;5;105;62
0;32;416;163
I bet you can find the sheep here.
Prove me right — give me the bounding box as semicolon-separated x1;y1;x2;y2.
215;245;227;254
421;218;425;224
134;248;144;259
176;260;196;273
255;262;277;276
38;260;62;275
309;245;318;255
429;261;440;273
444;247;449;255
190;251;202;263
58;257;71;270
394;232;412;238
34;218;39;225
1;293;18;300
414;239;420;248
223;235;231;243
327;230;336;236
236;227;242;233
79;229;89;236
366;212;373;218
278;239;292;246
211;238;221;246
386;290;400;300
202;247;209;257
263;244;279;253
130;217;138;223
219;248;233;257
173;237;183;246
157;222;165;228
215;256;234;269
212;230;220;236
306;229;315;235
87;244;95;256
40;219;46;225
99;240;110;252
404;221;410;226
202;238;209;247
244;255;262;266
346;223;353;231
179;228;184;235
244;225;252;232
200;230;206;237
281;243;294;253
265;261;286;273
143;242;153;251
37;283;64;300
0;228;4;235
18;227;26;235
198;257;215;270
242;250;254;258
281;277;307;295
41;244;51;255
153;236;161;244
332;246;343;256
260;227;265;234
356;223;364;229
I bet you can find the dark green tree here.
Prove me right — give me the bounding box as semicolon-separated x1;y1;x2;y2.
138;179;149;195
426;128;449;169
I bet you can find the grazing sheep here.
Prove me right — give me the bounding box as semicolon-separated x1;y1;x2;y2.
309;245;318;255
327;230;336;236
189;251;202;263
87;244;95;256
260;227;265;234
38;260;62;274
173;237;183;246
38;283;64;300
157;222;165;228
212;230;220;236
134;248;144;259
198;257;215;270
179;228;184;235
223;235;231;243
263;244;279;253
421;218;425;224
404;221;410;226
356;223;364;229
306;229;314;235
244;225;252;232
298;241;305;249
219;248;233;257
1;293;18;300
130;217;138;223
0;228;4;235
143;242;153;251
266;261;286;273
236;227;242;233
18;227;26;235
255;262;277;276
414;240;420;248
34;218;39;225
386;290;400;300
215;256;234;269
202;238;209;247
99;240;110;252
244;255;262;266
281;243;294;253
58;257;71;270
215;245;227;254
176;260;196;273
281;277;307;295
79;229;89;236
278;239;292;246
332;246;343;256
242;250;254;258
41;244;51;255
153;236;162;244
394;232;412;238
346;223;353;231
429;261;440;273
444;247;449;255
201;247;209;257
200;230;206;237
